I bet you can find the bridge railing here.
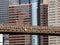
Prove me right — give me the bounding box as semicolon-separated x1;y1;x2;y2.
0;24;60;34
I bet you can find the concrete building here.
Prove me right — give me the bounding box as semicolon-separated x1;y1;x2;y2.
48;0;60;45
48;0;60;26
48;36;60;45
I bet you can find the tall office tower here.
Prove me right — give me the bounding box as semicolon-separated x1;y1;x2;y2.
40;4;48;26
48;0;60;26
5;0;48;45
48;36;60;45
40;0;48;26
8;0;48;25
40;35;48;45
48;0;60;45
0;0;9;24
8;0;32;45
40;0;48;45
9;4;31;25
0;0;9;45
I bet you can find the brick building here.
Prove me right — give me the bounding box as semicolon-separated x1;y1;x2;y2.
40;4;48;26
9;4;31;25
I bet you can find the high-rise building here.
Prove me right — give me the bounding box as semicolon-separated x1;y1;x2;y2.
0;0;9;45
9;4;31;25
48;0;60;45
3;34;32;45
9;34;31;45
0;0;49;45
40;35;48;45
8;0;32;45
40;4;48;26
2;0;60;45
48;36;60;45
40;0;48;45
0;0;9;24
8;0;48;45
9;0;48;26
48;0;60;26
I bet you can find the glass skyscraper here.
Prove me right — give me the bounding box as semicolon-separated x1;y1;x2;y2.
0;0;9;24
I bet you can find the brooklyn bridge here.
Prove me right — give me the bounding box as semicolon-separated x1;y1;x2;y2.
0;24;60;35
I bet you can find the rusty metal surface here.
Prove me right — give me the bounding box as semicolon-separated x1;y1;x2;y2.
0;24;60;34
